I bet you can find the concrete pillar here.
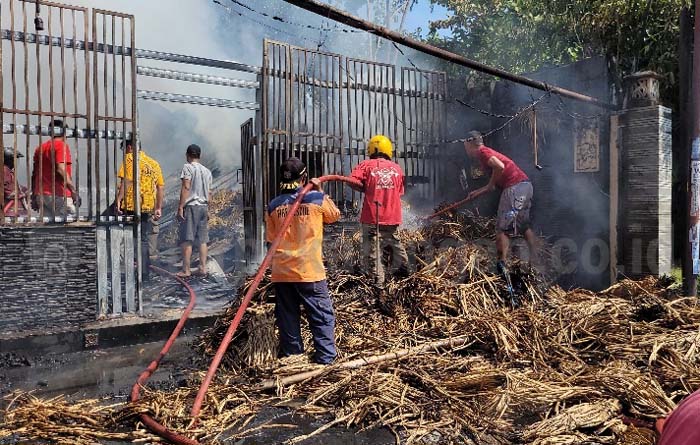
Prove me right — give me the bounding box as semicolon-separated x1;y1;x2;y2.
618;71;672;277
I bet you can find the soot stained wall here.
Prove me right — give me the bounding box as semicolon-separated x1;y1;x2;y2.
0;225;96;335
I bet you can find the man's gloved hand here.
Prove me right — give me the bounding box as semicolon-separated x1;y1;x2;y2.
72;194;82;208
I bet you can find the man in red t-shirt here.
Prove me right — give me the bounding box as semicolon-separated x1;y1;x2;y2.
350;134;410;288
464;131;538;272
31;120;80;219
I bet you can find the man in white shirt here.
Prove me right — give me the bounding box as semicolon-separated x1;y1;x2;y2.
177;144;213;278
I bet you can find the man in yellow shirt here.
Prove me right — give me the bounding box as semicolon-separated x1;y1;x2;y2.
265;157;340;364
116;139;165;275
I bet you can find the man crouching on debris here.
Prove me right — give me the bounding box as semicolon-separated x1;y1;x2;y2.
265;157;341;365
350;134;410;289
463;130;538;274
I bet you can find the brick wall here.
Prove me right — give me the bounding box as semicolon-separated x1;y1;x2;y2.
0;225;97;335
619;106;673;277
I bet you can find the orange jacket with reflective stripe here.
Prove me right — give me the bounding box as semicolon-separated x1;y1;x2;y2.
265;188;340;283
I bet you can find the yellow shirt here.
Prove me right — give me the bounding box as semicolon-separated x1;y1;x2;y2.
117;151;164;213
265;189;340;282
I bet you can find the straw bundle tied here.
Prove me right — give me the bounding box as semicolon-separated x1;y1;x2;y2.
2;211;700;444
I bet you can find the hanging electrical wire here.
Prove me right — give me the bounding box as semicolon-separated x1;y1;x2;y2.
223;0;363;34
213;0;311;42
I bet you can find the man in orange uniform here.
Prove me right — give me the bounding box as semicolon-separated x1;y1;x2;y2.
350;134;410;288
265;157;341;364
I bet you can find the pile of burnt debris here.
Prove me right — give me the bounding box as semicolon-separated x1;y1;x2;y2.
1;212;698;445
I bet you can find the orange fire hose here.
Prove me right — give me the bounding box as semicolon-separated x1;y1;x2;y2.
131;175;362;445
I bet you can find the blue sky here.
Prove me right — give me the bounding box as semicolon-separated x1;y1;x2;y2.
404;1;451;37
323;0;451;38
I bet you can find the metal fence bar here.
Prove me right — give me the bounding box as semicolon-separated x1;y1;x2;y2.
137;66;259;89
135;90;259;111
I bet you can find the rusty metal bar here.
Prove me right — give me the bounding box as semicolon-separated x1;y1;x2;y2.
2;123;129;138
0;0;4;219
71;8;79;220
0;107;85;117
17;0;83;12
130;14;141;311
391;65;397;167
21;0;30;218
285;43;292;161
121;16;126;223
8;0;18;219
47;6;58;218
372;62;378;137
303;49;309;171
359;61;366;160
96;115;131;122
92;9;101;216
404;68;411;180
261;40;269;205
281;0;614;110
337;51;343;200
34;0;44;219
310;50;316;175
82;8;91;219
93;8;131;19
418;69;425;197
272;42;277;187
111;15;117;204
59;8;65;120
351;59;359;203
102;13;109;210
272;43;278;188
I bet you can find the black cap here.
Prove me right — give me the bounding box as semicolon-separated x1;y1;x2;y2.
3;148;24;159
120;138;133;150
186;144;202;158
3;148;23;168
48;119;65;136
49;119;65;128
280;157;307;182
465;130;483;143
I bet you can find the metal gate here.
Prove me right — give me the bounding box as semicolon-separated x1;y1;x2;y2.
241;117;260;266
0;0;141;315
260;39;447;211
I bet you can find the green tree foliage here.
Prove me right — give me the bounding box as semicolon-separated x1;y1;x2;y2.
426;0;692;102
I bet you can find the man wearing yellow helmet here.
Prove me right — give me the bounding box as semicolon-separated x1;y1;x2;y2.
350;135;410;288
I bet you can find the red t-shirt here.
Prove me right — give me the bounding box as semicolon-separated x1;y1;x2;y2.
477;146;528;189
33;138;72;197
658;390;700;445
3;165;15;201
351;158;404;225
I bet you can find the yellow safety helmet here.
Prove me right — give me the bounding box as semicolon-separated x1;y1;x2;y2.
367;134;393;158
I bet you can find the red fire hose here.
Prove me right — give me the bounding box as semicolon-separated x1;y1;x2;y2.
130;265;200;445
131;175;362;445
